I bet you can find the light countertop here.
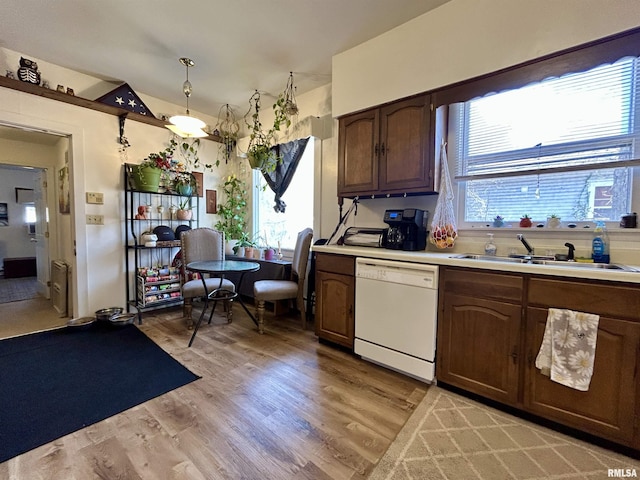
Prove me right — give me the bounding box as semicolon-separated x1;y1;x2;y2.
312;244;640;284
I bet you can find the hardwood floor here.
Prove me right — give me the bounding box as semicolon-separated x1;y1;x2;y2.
0;304;427;479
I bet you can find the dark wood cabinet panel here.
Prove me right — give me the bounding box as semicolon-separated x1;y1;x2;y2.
338;109;379;195
379;96;432;192
441;267;523;304
315;253;355;349
337;94;434;198
524;307;639;445
528;277;640;322
438;293;522;405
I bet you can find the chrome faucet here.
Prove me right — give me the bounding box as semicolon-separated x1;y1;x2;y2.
516;234;534;255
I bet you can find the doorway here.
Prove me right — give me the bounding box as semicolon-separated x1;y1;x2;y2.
0;126;72;338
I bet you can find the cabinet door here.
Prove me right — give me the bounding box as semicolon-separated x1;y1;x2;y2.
379;95;432;193
338;109;379;196
524;307;639;445
437;293;521;405
315;270;355;349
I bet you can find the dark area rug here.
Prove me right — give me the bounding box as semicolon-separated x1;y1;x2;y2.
0;323;199;463
0;276;39;303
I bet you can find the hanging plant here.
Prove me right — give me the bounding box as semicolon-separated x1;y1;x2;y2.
243;90;291;174
280;71;299;116
213;103;240;167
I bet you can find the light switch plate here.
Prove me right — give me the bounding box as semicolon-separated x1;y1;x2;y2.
86;214;104;225
86;192;104;204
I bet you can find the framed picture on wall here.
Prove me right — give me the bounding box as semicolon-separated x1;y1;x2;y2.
0;203;8;226
192;171;203;197
58;165;70;214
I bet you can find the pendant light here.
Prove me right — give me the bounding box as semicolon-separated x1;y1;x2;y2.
166;57;208;138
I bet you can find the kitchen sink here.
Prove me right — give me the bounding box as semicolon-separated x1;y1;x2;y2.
452;254;640;272
452;254;548;263
528;259;639;271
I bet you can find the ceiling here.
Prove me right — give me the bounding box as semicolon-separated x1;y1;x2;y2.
0;0;450;122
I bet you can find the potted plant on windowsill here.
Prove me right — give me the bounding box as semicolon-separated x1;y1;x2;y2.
233;233;257;258
519;214;533;228
254;232;276;260
546;214;561;228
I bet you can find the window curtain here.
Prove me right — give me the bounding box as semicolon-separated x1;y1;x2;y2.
263;136;310;213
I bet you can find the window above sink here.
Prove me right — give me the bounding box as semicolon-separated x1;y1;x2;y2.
435;30;640;229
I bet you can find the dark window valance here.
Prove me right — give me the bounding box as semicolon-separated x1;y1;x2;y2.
433;27;640;107
263;137;310;213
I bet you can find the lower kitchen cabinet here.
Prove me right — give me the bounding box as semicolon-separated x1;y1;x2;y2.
437;268;523;406
315;253;355;349
437;266;640;450
439;293;521;405
524;277;640;447
525;307;639;445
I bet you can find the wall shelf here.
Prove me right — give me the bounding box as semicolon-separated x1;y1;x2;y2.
0;76;222;143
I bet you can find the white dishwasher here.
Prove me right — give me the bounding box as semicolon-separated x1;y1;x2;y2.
354;257;438;383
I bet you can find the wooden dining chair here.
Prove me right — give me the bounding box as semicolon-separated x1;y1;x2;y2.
253;228;313;334
179;227;235;328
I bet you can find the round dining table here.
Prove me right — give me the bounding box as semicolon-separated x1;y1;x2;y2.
186;259;260;347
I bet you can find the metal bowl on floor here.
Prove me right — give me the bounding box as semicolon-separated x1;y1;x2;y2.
66;316;96;330
109;313;136;326
95;307;123;321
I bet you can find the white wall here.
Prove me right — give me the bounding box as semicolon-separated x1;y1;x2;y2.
0;167;38;260
0;138;63;264
333;0;640;117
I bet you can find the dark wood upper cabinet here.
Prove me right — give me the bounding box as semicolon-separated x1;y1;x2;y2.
338;94;435;198
338;109;379;195
379;96;432;192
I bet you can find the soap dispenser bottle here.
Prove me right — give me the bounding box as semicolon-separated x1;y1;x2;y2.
484;233;497;256
592;221;610;263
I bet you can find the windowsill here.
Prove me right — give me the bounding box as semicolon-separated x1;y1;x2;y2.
458;225;640;239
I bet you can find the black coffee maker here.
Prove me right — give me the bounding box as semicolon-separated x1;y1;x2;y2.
383;208;428;251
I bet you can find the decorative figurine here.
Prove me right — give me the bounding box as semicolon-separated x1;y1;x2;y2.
5;70;14;79
66;87;74;96
57;84;65;93
134;205;147;220
17;57;41;85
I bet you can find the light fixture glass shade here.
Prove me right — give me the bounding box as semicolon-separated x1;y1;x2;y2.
167;114;208;138
169;114;206;131
165;57;208;138
166;123;208;138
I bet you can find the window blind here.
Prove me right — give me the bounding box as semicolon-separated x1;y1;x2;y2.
459;57;639;179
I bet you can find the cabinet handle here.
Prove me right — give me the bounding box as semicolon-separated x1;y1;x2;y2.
380;143;386;155
374;144;379;156
510;348;518;364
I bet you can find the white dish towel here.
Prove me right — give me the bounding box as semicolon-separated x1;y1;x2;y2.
535;308;600;391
